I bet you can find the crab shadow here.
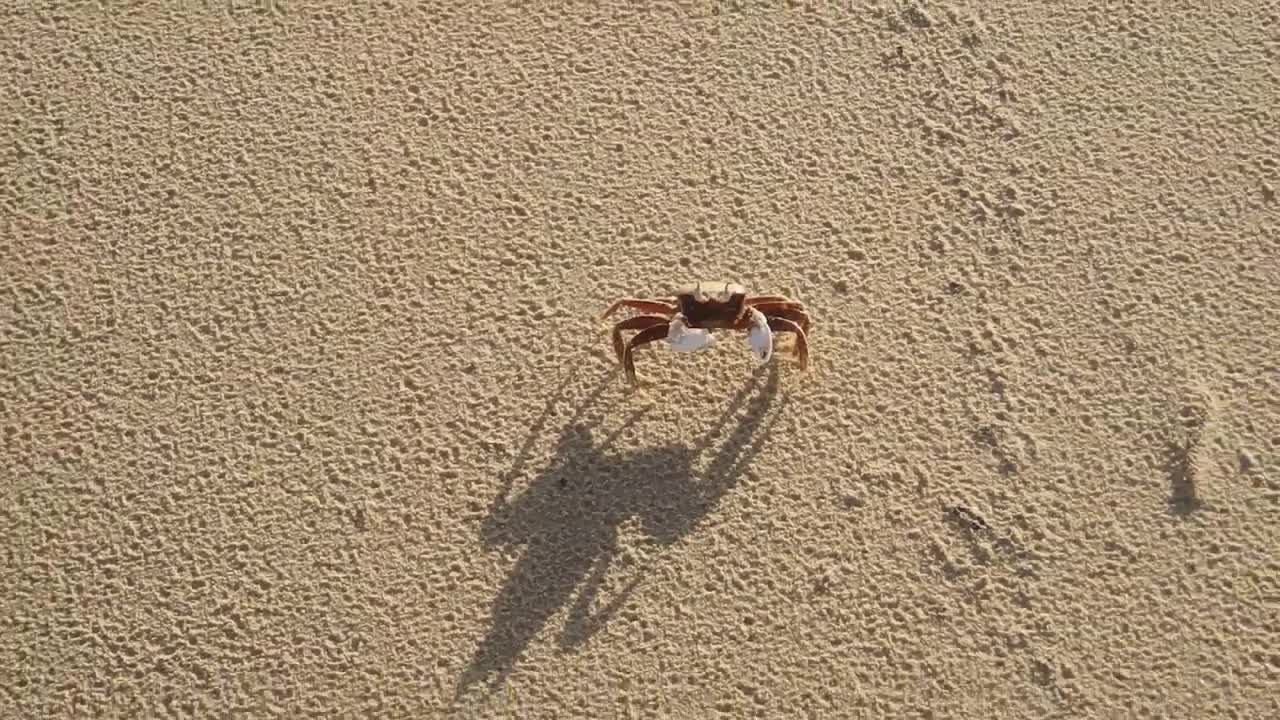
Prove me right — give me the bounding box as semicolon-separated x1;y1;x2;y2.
454;363;785;698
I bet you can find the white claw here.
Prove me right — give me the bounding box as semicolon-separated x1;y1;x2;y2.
668;314;716;353
747;308;773;362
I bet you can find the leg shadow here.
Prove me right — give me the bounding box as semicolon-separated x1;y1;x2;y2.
456;420;693;697
455;363;785;699
637;363;786;544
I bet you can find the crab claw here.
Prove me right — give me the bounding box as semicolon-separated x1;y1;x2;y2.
747;308;773;362
668;314;716;353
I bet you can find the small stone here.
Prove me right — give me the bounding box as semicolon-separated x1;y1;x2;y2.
1238;450;1257;472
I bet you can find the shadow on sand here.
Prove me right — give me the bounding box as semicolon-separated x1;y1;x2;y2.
454;363;786;699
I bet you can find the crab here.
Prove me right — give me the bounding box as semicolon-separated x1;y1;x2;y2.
600;280;813;383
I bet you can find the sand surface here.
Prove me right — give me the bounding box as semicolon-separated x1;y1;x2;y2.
5;2;1279;718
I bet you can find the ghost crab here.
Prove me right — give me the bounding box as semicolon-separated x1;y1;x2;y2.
600;280;812;383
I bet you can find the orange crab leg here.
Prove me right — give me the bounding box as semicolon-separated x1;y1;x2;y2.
767;317;809;370
749;300;807;313
745;295;796;307
622;324;672;383
599;298;678;321
609;314;670;364
758;307;813;333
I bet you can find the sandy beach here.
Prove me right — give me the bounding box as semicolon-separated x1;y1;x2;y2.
5;2;1278;717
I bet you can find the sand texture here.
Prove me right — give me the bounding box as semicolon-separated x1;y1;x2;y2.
5;2;1279;718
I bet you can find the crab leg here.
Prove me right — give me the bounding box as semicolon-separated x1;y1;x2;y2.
767;316;809;370
599;298;678;321
749;300;807;315
622;324;671;383
745;295;798;307
758;307;813;333
609;314;670;364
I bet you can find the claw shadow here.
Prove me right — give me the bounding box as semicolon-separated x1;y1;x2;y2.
454;363;786;699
